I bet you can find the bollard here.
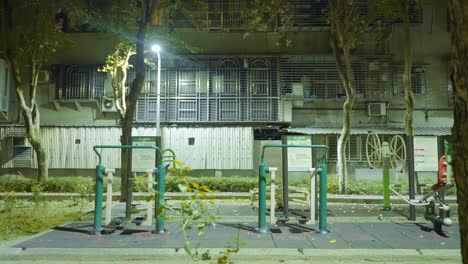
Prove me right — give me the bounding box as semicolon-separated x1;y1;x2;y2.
256;162;270;233
269;167;278;224
144;169;154;226
153;163;166;234
318;163;328;234
308;167;316;225
105;169;115;225
90;164;105;235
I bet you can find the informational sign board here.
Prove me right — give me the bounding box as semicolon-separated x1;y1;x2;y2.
287;135;312;171
131;136;156;172
414;136;438;172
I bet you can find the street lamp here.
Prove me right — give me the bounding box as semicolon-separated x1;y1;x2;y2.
151;44;162;154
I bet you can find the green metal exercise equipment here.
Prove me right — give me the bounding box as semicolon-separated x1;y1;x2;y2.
365;133;407;210
91;145;174;235
257;144;329;234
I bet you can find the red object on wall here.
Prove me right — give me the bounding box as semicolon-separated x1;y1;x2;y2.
437;155;448;184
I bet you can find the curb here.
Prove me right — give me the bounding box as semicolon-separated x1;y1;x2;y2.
0;248;461;262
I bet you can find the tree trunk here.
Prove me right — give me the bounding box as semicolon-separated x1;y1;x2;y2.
118;0;154;201
448;1;468;262
8;53;48;181
27;126;48;181
120;114;133;202
400;0;415;137
336;48;356;193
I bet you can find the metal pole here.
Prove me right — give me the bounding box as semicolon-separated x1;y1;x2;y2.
256;162;269;233
407;136;416;220
281;136;288;221
382;157;391;210
90;164;105;235
156;51;162;163
318;162;328;234
154;163;166;234
125;138;133;220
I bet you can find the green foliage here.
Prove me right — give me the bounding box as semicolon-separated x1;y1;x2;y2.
0;177;94;193
217;236;246;264
163;176;257;193
0;175;457;196
0;0;69;64
162;164;217;263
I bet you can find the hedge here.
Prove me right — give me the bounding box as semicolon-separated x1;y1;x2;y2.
0;176;457;195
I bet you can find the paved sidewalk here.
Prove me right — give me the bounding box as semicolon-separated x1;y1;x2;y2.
0;202;462;263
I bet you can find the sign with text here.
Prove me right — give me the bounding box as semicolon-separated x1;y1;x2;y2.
287;135;312;171
414;136;438;172
131;136;156;172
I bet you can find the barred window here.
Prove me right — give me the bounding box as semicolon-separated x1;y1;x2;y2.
393;65;426;95
326;135;365;162
217;59;239;95
55;65;105;100
249;59;270;96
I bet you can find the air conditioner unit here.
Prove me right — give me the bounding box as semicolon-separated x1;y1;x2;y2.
38;70;50;83
101;98;117;112
368;102;386;116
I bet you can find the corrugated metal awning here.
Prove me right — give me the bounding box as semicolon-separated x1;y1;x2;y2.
288;126;451;136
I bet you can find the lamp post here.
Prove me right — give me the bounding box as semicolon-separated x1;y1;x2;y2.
151;44;162;157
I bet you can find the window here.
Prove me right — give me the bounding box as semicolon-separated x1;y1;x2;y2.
178;59;199;96
393;65;426;95
55;65;105;100
178;100;198;121
325;134;365;162
217;59;239;96
142;69;168;96
448;75;453;107
249;59;270;96
136;56;279;122
0;59;9;112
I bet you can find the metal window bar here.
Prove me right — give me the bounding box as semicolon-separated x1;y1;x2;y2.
326;134;365;162
178;100;198;121
393;65;426;95
170;0;421;30
56;65;105;100
172;0;250;30
281;55;392;101
135;56;279;122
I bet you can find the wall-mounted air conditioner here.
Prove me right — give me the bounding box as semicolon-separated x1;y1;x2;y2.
101;98;117;112
368;102;386;116
38;70;50;83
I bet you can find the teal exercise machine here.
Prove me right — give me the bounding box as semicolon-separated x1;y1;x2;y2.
256;144;329;234
90;145;175;235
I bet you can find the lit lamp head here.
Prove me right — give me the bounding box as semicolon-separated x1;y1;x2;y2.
151;44;161;53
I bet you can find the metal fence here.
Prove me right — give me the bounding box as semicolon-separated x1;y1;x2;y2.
0;126;254;170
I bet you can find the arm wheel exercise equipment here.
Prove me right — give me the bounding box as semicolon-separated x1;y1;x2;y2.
90;145;175;235
366;133;407;210
256;144;329;234
366;133;406;170
366;134;455;233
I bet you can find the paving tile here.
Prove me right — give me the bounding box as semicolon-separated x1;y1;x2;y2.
330;223;376;241
273;238;314;248
349;240;390;249
238;239;276;248
306;232;350;249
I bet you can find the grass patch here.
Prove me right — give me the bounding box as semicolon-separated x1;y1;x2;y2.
0;196;92;241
